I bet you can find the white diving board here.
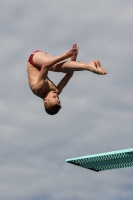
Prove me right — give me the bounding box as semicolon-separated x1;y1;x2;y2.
66;148;133;172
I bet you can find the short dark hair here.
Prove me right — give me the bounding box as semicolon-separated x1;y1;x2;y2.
44;101;61;115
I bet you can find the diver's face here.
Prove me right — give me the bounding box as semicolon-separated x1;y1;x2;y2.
44;91;60;105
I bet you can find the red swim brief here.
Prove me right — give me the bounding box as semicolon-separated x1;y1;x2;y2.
28;50;40;67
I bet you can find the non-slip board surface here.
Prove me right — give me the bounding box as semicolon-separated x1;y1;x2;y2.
66;148;133;172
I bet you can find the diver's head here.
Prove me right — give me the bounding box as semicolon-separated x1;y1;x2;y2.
44;91;61;115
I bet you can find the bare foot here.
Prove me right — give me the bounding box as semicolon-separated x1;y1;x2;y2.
88;60;107;75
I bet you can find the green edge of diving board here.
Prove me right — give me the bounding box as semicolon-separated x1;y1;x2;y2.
65;148;133;172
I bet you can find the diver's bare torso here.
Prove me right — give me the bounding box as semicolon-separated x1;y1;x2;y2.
27;51;59;99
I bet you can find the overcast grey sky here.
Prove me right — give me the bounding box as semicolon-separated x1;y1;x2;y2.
0;0;133;200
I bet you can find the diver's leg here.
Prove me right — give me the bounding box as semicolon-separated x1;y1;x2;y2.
52;60;107;75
